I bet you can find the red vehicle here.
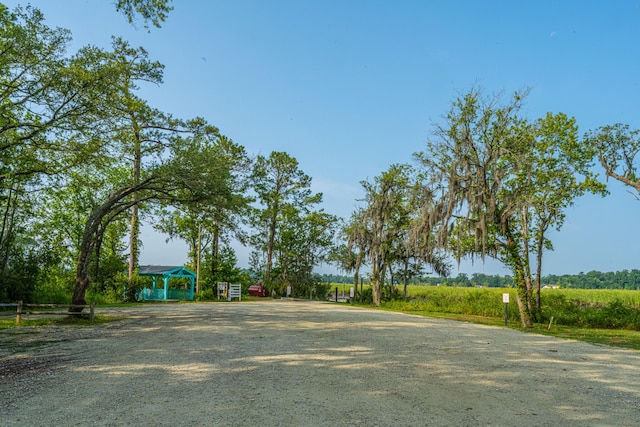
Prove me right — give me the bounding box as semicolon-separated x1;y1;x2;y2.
248;283;267;297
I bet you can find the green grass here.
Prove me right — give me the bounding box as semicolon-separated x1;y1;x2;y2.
0;315;120;330
348;285;640;350
549;288;640;305
523;324;640;350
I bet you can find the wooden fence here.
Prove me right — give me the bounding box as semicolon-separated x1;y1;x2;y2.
0;301;95;324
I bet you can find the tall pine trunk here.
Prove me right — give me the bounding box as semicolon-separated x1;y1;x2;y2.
128;143;141;285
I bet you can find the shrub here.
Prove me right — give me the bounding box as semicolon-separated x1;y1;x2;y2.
195;288;215;302
353;287;373;304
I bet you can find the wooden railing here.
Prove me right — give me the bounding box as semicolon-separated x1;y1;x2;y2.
0;301;95;324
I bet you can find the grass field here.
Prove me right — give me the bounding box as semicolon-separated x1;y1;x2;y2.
346;284;640;350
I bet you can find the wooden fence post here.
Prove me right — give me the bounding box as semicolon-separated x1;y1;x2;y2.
16;300;22;324
90;302;95;322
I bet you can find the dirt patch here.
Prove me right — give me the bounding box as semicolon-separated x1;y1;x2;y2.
0;353;67;379
1;301;639;426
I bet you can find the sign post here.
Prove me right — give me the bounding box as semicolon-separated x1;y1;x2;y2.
502;293;510;326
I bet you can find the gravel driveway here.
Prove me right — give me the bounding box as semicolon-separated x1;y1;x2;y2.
1;300;639;426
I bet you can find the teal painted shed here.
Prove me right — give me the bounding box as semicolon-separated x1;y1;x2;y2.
138;265;197;301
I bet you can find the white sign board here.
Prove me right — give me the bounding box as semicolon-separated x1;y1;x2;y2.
502;293;510;303
350;287;355;298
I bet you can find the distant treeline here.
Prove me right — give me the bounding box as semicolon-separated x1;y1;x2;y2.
321;269;640;290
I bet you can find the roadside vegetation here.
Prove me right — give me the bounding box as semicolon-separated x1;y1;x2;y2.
348;285;640;350
0;314;119;331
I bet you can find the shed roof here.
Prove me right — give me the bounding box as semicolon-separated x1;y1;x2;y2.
138;265;196;278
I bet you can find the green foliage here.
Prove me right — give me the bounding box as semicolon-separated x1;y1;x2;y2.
0;233;45;302
380;287;518;319
205;246;248;284
329;270;640;290
0;315;121;332
87;272;130;304
584;123;640;197
31;265;75;304
545;270;640;290
353;286;373;304
124;273;148;302
370;286;640;330
154;135;254;280
251;151;335;290
115;0;173;29
414;89;606;327
194;288;215;302
1;4;319;307
539;293;640;329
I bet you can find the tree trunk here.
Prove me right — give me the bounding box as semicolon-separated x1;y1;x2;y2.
71;225;97;312
72;183;145;311
72;249;92;309
128;145;141;285
353;250;364;298
0;187;14;253
93;232;104;290
0;187;16;277
353;269;360;299
211;221;219;278
372;276;381;306
535;235;545;314
505;233;532;328
196;224;201;294
402;258;409;297
128;203;139;283
265;208;277;281
371;257;385;306
520;208;534;319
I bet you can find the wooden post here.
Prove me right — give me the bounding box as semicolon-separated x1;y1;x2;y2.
90;302;95;322
16;300;22;324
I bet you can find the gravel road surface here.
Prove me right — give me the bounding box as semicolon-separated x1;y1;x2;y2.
1;300;639;426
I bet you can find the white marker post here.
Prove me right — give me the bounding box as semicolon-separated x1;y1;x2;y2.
502;293;510;326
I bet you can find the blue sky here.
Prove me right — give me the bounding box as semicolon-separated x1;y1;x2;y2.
8;0;640;276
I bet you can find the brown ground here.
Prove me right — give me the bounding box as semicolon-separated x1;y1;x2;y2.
1;300;639;426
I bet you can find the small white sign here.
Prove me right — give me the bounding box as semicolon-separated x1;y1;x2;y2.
350;287;355;298
502;293;510;303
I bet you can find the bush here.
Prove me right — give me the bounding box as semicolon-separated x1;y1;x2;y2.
32;272;74;304
353;287;373;304
195;288;215;302
540;294;640;330
366;286;640;330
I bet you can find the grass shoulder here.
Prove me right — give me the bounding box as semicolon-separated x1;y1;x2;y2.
352;301;640;351
0;315;122;330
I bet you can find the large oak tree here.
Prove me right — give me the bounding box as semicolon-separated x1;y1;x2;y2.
415;89;604;326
